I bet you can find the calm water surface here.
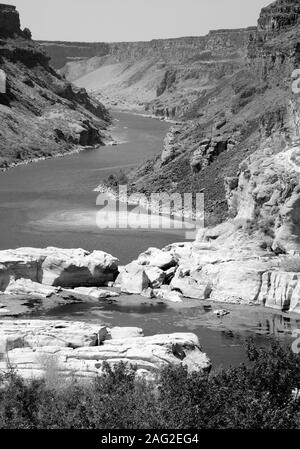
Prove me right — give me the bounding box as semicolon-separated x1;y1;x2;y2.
43;298;300;369
0;112;183;263
1;111;299;368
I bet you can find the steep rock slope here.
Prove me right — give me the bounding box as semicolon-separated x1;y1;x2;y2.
0;5;111;169
121;0;300;227
40;0;300;245
115;1;300;313
41;28;255;114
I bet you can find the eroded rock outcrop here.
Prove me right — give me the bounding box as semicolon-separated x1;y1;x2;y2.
117;248;178;295
123;234;300;313
258;0;300;33
0;4;21;38
0;5;111;169
0;320;108;353
258;270;300;312
0;320;211;380
0;247;119;291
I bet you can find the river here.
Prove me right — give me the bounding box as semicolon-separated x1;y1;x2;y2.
0;112;184;263
0;111;299;368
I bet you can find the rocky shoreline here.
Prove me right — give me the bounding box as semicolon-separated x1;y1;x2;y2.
94;183;198;223
0;133;119;173
0;320;211;381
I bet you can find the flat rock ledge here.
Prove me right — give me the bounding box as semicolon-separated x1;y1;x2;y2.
0;320;211;381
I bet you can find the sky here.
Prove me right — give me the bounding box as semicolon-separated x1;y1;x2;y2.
3;0;272;42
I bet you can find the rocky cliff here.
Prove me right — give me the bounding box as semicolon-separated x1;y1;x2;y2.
258;0;300;32
112;0;300;313
0;4;21;38
118;0;299;223
0;5;111;169
35;0;300;312
39;27;255;115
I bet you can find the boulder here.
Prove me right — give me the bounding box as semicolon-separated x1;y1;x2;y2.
4;278;61;298
170;268;210;299
114;266;125;285
145;266;166;288
0;247;119;290
109;327;144;339
154;286;183;303
120;262;150;294
72;287;119;300
40;248;118;287
137;247;177;270
0;321;211;380
164;266;177;283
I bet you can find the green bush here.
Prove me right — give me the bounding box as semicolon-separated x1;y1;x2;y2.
0;342;299;429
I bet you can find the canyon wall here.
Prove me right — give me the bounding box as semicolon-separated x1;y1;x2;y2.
0;4;21;38
0;5;111;169
258;0;300;32
40;28;256;70
39;27;255;114
38;0;300;249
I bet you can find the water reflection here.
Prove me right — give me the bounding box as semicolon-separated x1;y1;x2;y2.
41;298;300;369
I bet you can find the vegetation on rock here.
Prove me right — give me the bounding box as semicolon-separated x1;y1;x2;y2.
0;340;299;429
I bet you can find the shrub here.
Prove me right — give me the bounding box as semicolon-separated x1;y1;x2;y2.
0;341;299;429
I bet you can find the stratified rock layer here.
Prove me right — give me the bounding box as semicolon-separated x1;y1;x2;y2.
258;0;300;32
0;5;111;169
0;320;211;380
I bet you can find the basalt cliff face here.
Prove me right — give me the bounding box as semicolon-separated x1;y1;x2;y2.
0;5;111;169
115;0;300;312
40;27;255;115
258;0;300;32
122;0;300;226
0;4;21;38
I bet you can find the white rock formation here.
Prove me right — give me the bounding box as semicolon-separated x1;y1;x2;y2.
0;320;108;353
170;267;210;300
134;237;300;313
137;247;177;270
108;327;144;339
120;262;150;294
258;271;300;312
0;247;118;290
145;266;166;288
73;287;119;300
154;286;183;303
4;278;62;298
0;320;211;380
